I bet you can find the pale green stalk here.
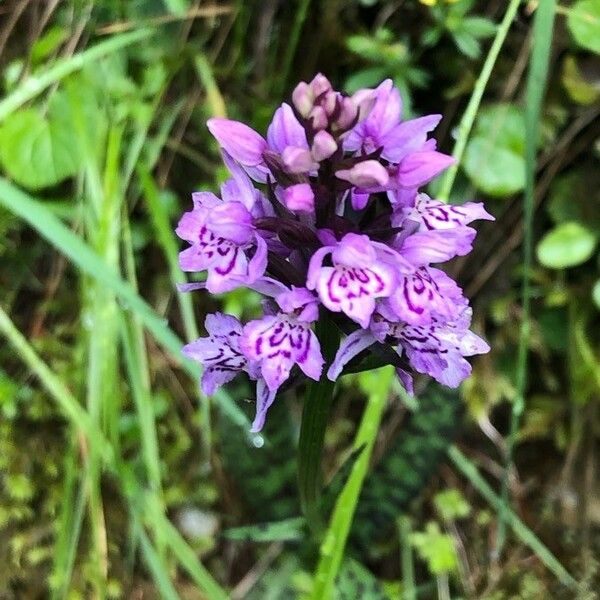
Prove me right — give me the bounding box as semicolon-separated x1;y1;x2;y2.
309;367;394;599
497;0;557;553
437;0;522;202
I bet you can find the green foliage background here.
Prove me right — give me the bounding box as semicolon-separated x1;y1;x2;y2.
0;0;599;598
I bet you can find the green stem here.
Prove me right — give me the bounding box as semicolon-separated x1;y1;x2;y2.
399;516;417;600
437;0;522;202
298;318;340;533
309;367;394;599
497;0;557;554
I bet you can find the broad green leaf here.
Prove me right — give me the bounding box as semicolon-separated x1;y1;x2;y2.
0;108;80;190
463;104;525;197
567;0;600;55
536;222;597;269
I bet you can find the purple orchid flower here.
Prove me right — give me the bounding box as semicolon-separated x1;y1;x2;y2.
306;233;402;328
240;286;324;393
178;76;492;431
176;187;268;293
328;305;488;388
182;313;276;432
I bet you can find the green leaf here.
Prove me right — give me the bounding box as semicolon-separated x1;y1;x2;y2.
434;489;471;522
567;0;600;55
410;522;458;575
0;107;80;190
463;103;525;197
536;222;597;269
452;30;481;59
461;16;497;38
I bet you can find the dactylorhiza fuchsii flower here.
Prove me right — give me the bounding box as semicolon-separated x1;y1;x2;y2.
177;75;494;432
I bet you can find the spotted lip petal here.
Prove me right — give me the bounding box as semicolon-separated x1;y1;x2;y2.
183;313;249;395
395;309;490;388
240;314;324;392
393;193;495;230
315;262;396;328
387;266;465;325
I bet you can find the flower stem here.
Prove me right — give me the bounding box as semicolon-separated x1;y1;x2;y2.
437;0;522;202
298;317;340;533
309;367;394;599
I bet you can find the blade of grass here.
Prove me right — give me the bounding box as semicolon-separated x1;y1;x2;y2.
138;165;199;342
448;445;577;587
194;55;227;118
436;0;522;202
0;29;152;122
120;313;163;494
80;121;124;597
143;495;230;600
138;530;181;600
497;0;557;554
50;435;87;600
0;303;113;462
0;178;249;426
309;367;394;599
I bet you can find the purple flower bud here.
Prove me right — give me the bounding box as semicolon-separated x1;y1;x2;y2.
282;146;318;173
292;81;313;117
282;183;315;213
309;106;329;131
312;131;338;161
207;118;267;166
336;160;389;188
310;73;333;98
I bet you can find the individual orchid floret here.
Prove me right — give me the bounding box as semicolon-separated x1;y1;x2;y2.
182;313;276;432
176;188;267;293
307;233;399;328
344;79;442;162
207;118;268;175
386;266;465;326
240;286;324;393
328;305;488;388
393;192;495;231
